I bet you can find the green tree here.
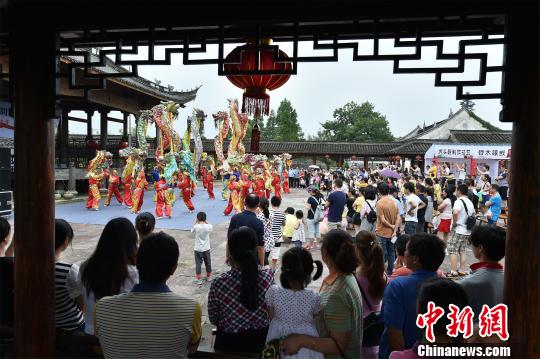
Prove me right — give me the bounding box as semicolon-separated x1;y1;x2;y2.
318;101;394;142
262;109;278;140
274;98;304;141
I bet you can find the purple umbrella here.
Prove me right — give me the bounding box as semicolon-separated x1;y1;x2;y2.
379;168;401;179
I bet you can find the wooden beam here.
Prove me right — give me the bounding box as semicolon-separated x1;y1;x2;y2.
100;110;108;150
12;20;56;357
59;108;69;165
502;5;540;358
86;110;93;139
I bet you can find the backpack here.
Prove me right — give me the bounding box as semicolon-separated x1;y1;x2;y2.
366;201;377;223
310;196;325;223
460;199;476;230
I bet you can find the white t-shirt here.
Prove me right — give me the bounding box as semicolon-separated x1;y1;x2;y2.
453;196;475;235
192;223;213;252
78;264;139;335
440;198;453;219
405;193;420;222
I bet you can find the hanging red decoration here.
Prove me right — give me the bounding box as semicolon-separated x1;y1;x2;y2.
118;140;128;150
225;39;292;116
86;138;98;151
415;155;423;161
250;121;261;154
351;155;357;160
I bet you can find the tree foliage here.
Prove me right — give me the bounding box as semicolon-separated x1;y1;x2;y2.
244;116;265;140
261;99;304;141
317;101;394;142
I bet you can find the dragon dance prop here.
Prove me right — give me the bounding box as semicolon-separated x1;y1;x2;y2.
227;98;249;164
212;111;229;164
191;108;206;171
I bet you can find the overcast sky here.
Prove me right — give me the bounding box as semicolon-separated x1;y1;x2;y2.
70;37;511;139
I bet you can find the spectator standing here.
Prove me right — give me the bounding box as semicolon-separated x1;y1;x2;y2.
466;179;479;212
95;232;201;358
436;188;453;243
265;247;324;359
281;229;363;358
283;207;297;242
496;166;509;206
227;194;265;266
292;210;306;248
415;185;428;233
460;225;506;315
424;188;434;233
191;212;213;284
208;227;274;353
389;235;446;282
375;183;399;275
355;231;387;359
325;178;347;230
79;217;139;335
256;198;273;265
135;212;155;242
352;188;366;234
485;184;503;225
305;187;323;249
379;234;446;359
54;219;85;331
403;182;423;235
359;186;377;233
269;196;286;269
447;184;475;277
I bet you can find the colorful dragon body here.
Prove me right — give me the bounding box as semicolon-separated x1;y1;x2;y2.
119;147;146;180
191;108;206;171
86;150;112;177
212;111;230;163
227;98;249;160
135;110;153;154
152;101;182;158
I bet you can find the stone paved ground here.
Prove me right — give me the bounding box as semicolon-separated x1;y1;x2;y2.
59;184;475;347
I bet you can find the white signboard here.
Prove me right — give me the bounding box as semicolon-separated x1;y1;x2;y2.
0;101;14;142
425;143;511;160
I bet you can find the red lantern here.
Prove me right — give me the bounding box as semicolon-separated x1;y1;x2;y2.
118;140;128;150
86;138;98;150
225;39;292;116
250;121;261;154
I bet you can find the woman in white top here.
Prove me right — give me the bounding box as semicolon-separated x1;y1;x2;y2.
78;218;139;335
436;189;454;242
359;186;377;233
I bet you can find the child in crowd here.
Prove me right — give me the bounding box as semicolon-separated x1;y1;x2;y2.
292;210;306;248
270;196;286;270
283;207;297;243
265;247;324;359
135;212;155;242
389;234;446;281
478;203;492;222
192;212;213;285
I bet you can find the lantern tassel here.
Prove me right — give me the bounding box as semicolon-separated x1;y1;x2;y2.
242;92;270;116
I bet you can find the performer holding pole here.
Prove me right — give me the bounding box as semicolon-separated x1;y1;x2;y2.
206;169;215;200
105;169;123;206
282;169;290;194
131;170;149;214
122;173;133;208
86;169;107;211
154;175;172;219
178;171;195;212
272;171;282;199
253;170;266;199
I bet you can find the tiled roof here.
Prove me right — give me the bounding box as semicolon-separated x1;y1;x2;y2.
449;130;512;144
60;49;200;106
387;140;443;155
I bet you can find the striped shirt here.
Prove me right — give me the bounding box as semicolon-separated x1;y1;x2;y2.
269;209;286;243
55;261;84;330
95;283;201;358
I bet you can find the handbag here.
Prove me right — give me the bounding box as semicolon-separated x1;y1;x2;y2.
356;278;384;347
460;199;476;230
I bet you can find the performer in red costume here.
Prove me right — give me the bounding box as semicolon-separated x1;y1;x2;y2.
282;170;290;194
131;170;148;214
272;172;282;199
223;175;238;216
178;172;195;212
105;169;123;206
86;169;107;210
201;166;208;189
240;172;252;201
122;173;133;208
253;171;266;199
154;176;172;219
206;170;215;199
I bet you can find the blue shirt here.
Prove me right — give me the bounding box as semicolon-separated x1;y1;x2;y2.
379;270;437;359
488;193;502;221
227;210;265;247
327;190;346;223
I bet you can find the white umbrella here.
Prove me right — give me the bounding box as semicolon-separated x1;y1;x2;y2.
308;165;320;169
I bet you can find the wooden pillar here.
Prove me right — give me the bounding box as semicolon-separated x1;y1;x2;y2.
134;116;139;147
502;7;540;358
363;156;368;170
122;112;128;138
85;110;93;140
59;108;69;166
100;110;108;150
12;21;56;357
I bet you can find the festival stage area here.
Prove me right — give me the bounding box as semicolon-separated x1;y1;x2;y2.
55;188;229;230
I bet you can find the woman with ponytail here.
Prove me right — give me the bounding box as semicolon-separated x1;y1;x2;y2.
208;227;274;353
265;247;324;359
282;229;363;358
355;230;387;358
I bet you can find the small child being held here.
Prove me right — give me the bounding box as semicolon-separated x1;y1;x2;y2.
283;207;297;243
265;247;324;359
191;212;213;285
292;210;306;248
479;203;492;221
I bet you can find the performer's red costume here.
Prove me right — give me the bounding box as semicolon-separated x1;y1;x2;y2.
206;172;215;199
122;174;133;208
201;167;208;189
105;172;123;206
272;173;282;199
178;174;195;212
241;174;252;201
282;170;290;194
86;171;106;210
154;178;172;218
223;177;239;216
131;171;148;214
253;175;266;199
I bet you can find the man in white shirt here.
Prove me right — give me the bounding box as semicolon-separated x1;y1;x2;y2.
448;184;476;277
403;182;424;235
192;212;213;284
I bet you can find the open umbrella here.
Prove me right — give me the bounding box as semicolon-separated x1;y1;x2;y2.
308;165;320;169
379;168;401;179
